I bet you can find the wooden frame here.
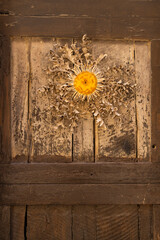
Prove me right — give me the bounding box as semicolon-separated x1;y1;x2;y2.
0;1;160;239
0;0;160;203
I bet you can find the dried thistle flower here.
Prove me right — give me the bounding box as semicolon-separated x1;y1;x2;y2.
38;35;136;130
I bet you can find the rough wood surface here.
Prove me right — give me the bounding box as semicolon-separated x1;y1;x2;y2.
139;205;153;240
1;184;160;205
151;40;160;162
11;38;29;162
0;37;11;163
135;42;151;160
92;41;136;160
10;206;26;240
1;162;160;184
0;206;10;240
73;113;94;162
29;38;72;162
72;206;96;240
1;0;160;17
153;205;160;240
96;205;138;240
27;206;72;240
0;16;160;39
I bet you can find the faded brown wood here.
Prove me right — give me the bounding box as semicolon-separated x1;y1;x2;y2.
1;184;160;205
0;15;160;39
0;37;11;163
1;162;160;184
153;205;160;240
73;113;94;162
92;41;136;160
10;206;26;240
72;206;96;240
27;206;72;240
29;38;72;162
96;205;138;240
139;205;153;240
11;38;29;162
151;40;160;162
0;206;10;240
135;42;151;160
1;0;160;17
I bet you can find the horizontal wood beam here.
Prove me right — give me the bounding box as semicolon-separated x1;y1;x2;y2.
0;16;160;39
1;162;160;184
1;0;160;18
1;183;160;205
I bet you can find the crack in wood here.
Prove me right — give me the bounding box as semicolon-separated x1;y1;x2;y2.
24;205;28;240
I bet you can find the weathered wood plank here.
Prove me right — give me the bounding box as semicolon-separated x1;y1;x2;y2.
135;42;151;160
151;40;160;162
29;38;72;162
73;113;94;162
10;206;26;240
92;41;136;160
0;16;160;39
153;205;160;240
1;162;160;184
0;37;11;163
139;205;153;240
0;206;10;240
27;206;72;240
11;38;29;162
1;0;160;18
96;205;138;240
72;206;96;240
1;184;160;205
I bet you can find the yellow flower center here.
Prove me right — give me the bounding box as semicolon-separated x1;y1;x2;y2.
74;71;97;95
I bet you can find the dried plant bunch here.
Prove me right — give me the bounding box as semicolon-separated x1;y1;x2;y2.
38;35;136;130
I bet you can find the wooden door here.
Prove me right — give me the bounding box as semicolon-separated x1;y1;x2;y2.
1;1;160;240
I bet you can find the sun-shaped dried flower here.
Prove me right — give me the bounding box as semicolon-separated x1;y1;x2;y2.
38;35;136;130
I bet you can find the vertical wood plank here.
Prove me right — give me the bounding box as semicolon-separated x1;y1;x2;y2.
135;42;151;161
11;38;30;162
30;38;72;162
72;38;95;237
0;206;10;240
10;206;26;240
0;37;11;163
73;113;94;162
92;41;136;160
151;40;160;162
72;205;96;240
139;205;153;240
153;205;160;240
27;205;72;240
96;205;139;240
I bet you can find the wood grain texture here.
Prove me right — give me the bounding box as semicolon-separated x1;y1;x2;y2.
1;0;160;17
1;162;160;184
72;206;96;240
11;38;29;162
151;40;160;162
10;206;26;240
139;205;153;240
27;206;72;240
153;205;160;240
73;113;94;162
1;184;160;205
92;41;136;160
0;206;10;240
135;42;151;160
0;15;160;39
0;37;11;163
96;205;138;240
29;38;72;162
